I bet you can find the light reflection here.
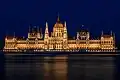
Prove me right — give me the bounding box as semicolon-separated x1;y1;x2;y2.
4;54;116;80
43;56;67;80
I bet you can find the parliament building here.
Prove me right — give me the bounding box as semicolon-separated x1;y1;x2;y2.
3;16;116;52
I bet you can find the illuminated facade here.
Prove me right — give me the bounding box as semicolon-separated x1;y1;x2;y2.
3;16;116;52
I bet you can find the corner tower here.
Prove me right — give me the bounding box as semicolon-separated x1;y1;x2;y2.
63;21;68;49
44;22;49;39
44;22;49;49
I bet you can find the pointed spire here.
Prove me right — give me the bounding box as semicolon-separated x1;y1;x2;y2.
63;21;68;39
13;32;15;38
101;30;103;36
37;26;39;33
46;22;48;28
110;30;112;36
45;22;49;34
57;13;60;22
64;21;66;27
77;32;79;40
44;22;49;39
64;21;67;32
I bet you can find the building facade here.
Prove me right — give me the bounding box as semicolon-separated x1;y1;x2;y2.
3;17;116;52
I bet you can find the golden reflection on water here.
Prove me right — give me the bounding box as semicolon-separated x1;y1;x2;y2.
4;54;116;80
44;56;67;80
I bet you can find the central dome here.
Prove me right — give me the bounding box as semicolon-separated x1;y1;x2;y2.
54;22;64;28
53;15;64;28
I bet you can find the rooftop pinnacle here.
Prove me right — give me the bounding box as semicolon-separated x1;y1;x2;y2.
57;13;60;22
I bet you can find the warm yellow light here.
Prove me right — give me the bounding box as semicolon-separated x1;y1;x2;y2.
3;20;115;52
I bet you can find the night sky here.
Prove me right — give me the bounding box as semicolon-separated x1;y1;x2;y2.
0;0;120;48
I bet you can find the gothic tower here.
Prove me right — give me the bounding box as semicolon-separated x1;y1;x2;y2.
44;22;49;49
63;21;67;39
63;21;68;49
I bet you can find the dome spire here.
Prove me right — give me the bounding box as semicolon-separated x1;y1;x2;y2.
57;12;60;22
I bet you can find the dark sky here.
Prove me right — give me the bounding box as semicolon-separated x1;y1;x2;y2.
0;0;120;42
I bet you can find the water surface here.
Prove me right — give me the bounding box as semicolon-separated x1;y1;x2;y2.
2;53;119;80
